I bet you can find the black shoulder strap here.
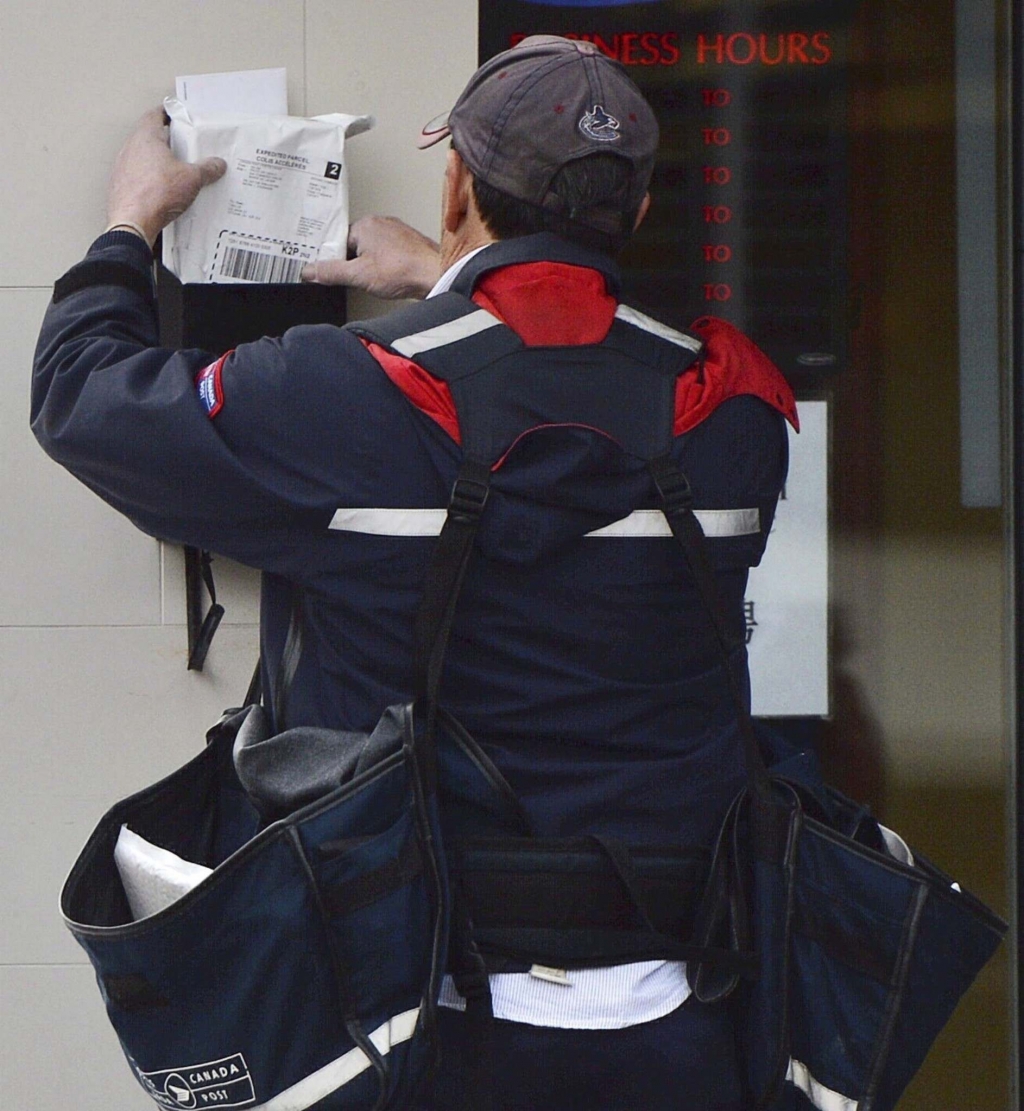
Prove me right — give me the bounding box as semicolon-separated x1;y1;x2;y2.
406;299;713;700
649;454;771;803
413;459;492;709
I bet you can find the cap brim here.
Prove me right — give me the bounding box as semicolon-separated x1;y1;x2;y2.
417;111;452;150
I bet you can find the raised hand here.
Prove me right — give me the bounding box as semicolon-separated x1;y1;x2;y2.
106;107;227;248
301;215;441;300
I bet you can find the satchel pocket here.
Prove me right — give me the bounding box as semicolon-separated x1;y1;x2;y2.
732;783;1007;1111
62;704;447;1111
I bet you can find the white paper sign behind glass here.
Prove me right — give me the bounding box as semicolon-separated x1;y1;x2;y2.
163;98;372;284
746;399;829;716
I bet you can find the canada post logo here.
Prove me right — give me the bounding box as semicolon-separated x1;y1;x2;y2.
135;1053;255;1109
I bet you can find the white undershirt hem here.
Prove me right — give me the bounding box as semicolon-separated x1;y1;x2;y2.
437;960;691;1030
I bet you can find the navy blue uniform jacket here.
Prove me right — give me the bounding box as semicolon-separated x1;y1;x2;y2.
32;230;796;849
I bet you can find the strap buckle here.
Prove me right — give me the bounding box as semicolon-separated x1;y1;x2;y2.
650;458;693;515
448;471;491;524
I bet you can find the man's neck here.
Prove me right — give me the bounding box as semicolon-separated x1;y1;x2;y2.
427;244;493;298
439;223;496;276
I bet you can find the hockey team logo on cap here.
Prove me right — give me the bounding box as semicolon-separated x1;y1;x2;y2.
578;104;621;142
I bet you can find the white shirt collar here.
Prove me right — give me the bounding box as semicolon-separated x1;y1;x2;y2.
426;243;492;298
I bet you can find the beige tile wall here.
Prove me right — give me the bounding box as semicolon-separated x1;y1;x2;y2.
1;3;474;1107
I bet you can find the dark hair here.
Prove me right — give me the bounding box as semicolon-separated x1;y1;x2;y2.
471;153;641;255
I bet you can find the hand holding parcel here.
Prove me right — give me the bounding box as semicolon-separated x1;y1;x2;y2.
107;106;227;247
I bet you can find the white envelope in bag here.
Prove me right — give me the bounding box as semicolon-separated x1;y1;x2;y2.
113;825;212;920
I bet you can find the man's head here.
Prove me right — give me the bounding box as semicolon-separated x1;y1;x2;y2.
420;35;658;256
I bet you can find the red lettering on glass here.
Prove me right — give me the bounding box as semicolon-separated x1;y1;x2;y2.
788;33;810;64
548;31;682;66
694;30;832;66
701;88;732;107
620;32;640;65
696;33;724;65
726;33;758;65
760;35;786;66
660;33;681;66
590;33;618;60
640;32;662;66
811;32;832;64
702;205;732;224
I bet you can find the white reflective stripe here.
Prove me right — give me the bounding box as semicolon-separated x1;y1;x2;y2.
585;508;759;538
391;310;502;357
329;507;449;536
614;304;703;353
251;1007;420;1111
785;1059;859;1111
329;507;759;539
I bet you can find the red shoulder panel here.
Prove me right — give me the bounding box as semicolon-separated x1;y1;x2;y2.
360;285;799;445
677;317;799;436
363;340;461;444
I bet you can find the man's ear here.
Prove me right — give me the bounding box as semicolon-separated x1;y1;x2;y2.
633;192;652;232
443;149;473;235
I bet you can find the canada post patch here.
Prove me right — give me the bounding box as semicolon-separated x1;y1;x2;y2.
196;351;231;418
134;1052;255;1108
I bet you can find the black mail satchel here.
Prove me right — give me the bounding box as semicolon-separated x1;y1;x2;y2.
651;455;1008;1111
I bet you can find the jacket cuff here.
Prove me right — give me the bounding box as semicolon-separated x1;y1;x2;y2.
88;230;155;267
52;233;156;304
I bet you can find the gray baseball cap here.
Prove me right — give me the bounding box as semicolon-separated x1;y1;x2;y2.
419;35;658;234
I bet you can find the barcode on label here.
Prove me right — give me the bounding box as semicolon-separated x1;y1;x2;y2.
221;247;303;283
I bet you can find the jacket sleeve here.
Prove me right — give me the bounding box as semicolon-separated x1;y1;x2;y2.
31;231;365;576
